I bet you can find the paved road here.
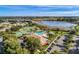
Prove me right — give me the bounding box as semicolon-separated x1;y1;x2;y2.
0;42;4;54
46;34;79;54
50;35;67;53
69;35;79;54
45;35;68;54
45;35;60;54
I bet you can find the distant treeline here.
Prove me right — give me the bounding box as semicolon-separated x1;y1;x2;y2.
0;16;79;23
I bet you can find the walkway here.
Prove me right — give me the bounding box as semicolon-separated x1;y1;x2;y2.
45;35;60;54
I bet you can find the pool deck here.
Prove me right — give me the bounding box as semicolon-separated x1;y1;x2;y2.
32;31;48;45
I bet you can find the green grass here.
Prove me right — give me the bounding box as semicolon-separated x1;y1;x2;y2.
75;25;79;35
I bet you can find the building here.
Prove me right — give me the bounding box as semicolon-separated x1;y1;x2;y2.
32;31;48;46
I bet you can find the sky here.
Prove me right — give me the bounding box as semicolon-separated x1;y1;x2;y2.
0;5;79;16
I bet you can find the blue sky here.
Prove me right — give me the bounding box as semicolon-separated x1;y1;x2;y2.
0;5;79;16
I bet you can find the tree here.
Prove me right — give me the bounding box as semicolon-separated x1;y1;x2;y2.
24;36;40;54
3;33;30;54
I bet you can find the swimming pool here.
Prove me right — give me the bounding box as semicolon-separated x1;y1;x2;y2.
35;31;45;35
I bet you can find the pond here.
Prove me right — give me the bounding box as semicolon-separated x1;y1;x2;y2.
38;21;77;28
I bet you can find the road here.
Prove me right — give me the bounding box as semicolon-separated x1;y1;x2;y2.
45;34;68;54
45;35;60;54
69;35;79;54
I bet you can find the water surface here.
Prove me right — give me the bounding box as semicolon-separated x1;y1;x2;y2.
38;21;76;28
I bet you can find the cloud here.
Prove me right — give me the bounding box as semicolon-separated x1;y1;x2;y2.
0;5;79;16
33;5;79;10
38;10;79;16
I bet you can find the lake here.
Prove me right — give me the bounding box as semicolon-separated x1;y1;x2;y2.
38;21;77;28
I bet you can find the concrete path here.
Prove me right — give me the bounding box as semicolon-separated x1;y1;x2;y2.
45;35;60;54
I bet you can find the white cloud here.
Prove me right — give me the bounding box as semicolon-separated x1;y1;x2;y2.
38;10;79;16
